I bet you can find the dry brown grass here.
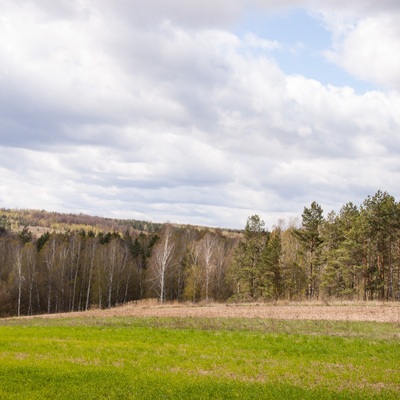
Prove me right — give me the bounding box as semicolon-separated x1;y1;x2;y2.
23;300;400;323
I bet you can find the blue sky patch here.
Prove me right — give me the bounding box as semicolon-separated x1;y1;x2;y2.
236;8;375;93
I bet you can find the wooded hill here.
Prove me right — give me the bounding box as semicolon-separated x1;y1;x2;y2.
1;189;400;317
2;208;177;236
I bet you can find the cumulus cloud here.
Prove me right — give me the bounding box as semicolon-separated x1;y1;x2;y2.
321;13;400;91
1;0;400;228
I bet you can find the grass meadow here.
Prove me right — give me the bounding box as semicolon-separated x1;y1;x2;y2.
0;315;399;399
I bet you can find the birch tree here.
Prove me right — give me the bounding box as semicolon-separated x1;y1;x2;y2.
151;225;175;303
42;234;57;313
22;242;38;315
82;236;98;310
11;241;23;316
199;233;216;302
68;232;82;311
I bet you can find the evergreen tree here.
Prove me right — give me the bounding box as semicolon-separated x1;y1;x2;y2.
361;191;399;300
17;226;33;244
320;205;362;299
232;215;270;300
295;202;324;299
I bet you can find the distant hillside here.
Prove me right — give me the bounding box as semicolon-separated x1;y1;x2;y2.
0;208;241;238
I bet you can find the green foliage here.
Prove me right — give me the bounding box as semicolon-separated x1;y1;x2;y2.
17;226;32;245
36;231;50;251
0;214;9;235
232;215;270;300
244;214;266;240
3;190;400;314
360;191;399;299
319;192;400;301
232;216;284;301
295;201;325;299
320;204;362;299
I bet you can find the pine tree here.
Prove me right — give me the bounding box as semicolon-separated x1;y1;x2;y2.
361;191;399;300
232;215;270;300
295;202;324;299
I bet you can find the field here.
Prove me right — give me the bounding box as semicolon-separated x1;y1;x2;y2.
27;299;400;322
1;302;400;399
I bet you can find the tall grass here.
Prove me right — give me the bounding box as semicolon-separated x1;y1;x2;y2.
0;316;399;399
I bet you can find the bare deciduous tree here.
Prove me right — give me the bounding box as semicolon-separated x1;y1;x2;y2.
151;226;174;303
199;233;217;302
11;241;23;316
22;242;38;315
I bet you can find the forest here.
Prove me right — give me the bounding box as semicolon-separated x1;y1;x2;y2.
1;189;400;317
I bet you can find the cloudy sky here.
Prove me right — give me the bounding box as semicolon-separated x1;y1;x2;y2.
1;0;400;229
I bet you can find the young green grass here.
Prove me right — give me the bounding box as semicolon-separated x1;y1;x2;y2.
0;316;399;399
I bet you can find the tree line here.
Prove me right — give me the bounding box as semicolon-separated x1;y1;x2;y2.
0;224;237;316
1;190;400;316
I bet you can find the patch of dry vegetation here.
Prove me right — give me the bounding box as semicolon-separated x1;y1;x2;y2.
18;300;400;323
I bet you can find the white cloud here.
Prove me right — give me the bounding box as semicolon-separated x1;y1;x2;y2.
1;1;400;228
322;13;400;90
243;33;281;51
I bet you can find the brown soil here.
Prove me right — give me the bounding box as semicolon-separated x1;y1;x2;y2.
24;300;400;323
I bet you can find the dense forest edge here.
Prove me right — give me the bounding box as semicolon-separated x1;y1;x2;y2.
1;189;400;317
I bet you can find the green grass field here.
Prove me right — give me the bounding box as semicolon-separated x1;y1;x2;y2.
0;316;399;399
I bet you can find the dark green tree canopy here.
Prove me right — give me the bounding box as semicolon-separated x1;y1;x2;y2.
244;214;266;240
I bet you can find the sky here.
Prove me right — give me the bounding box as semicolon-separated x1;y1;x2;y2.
1;0;400;229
